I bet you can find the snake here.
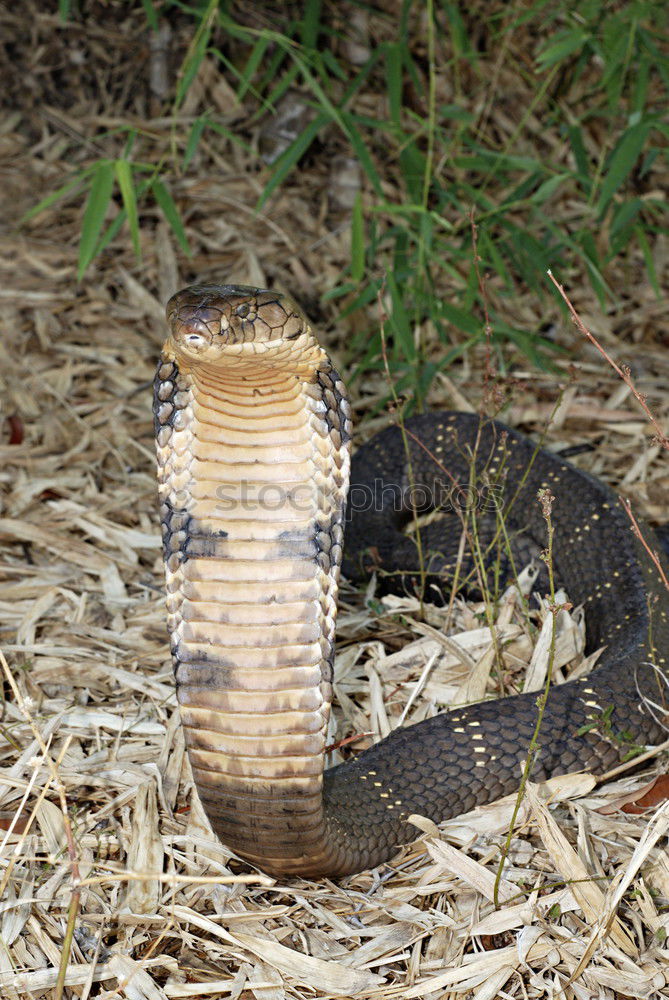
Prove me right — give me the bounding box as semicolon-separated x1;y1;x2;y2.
154;283;669;878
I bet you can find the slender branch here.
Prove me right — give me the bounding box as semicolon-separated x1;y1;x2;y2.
547;270;669;597
621;497;669;592
547;269;669;450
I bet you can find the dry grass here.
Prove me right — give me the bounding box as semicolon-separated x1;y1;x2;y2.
2;3;669;998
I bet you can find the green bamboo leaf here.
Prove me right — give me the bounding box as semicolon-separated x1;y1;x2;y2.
610;198;642;245
152;179;191;256
257;113;327;209
175;0;218;109
348;334;387;385
386;270;415;360
350;192;364;282
597;120;651;214
438;103;475;123
321;48;347;82
177;38;208;108
94;210;127;259
300;0;322;47
385;43;403;125
115;159;141;260
477;231;512;288
441;1;469;58
207;118;250;150
256;59;299;113
439;302;481;336
78;161;115;280
122;130;137;159
567;124;591;194
21;170;91;224
635;224;660;296
331;278;383;316
140;0;159;32
93;176;154;260
184;117;207;169
341;112;383;197
338;46;382;107
536;29;589;71
237;34;272;101
530;172;571;204
497;325;563;372
399;143;425;202
577;231;611;306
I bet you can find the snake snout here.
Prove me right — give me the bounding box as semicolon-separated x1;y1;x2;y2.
172;312;219;351
165;284;311;373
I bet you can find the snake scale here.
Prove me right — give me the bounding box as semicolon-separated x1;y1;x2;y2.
154;283;669;878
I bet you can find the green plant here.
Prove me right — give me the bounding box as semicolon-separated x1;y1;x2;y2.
23;143;191;281
26;0;669;401
576;704;646;761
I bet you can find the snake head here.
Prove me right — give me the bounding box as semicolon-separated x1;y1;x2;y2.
165;284;307;361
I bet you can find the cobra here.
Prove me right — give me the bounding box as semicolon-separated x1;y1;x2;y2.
154;283;669;878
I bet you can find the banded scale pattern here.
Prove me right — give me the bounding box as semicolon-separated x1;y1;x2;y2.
155;286;351;872
155;285;669;878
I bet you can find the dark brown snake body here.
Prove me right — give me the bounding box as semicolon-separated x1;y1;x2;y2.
154;284;669;877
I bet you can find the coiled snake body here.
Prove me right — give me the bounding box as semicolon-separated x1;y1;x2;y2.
155;284;669;877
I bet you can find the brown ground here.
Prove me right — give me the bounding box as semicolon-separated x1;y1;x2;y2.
1;3;669;999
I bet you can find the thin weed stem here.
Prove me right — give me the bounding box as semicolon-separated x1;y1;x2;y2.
415;0;437;319
493;489;564;908
377;294;427;614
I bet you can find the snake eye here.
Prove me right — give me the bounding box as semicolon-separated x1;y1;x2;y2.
235;303;251;318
